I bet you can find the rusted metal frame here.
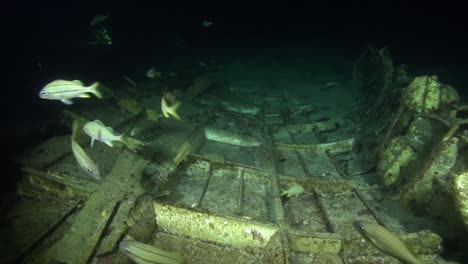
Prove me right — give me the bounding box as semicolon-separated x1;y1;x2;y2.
287;132;306;178
193;163;213;208
352;189;385;227
423;113;453;127
378;103;405;157
441;119;468;142
87;200;122;263
312;189;335;233
236;168;245;214
19;167;97;201
325;150;347;179
41;152;72;172
288;132;335;233
15;200;81;263
261;91;291;264
263;126;286;226
17;183;77;207
324;151;385;227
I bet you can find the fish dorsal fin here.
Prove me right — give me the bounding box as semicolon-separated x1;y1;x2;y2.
71;80;84;86
46;80;76;88
49;79;69;85
107;126;114;133
94;120;105;126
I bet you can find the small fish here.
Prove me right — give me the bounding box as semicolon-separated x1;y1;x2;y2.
71;120;100;179
325;81;340;88
119;240;184;264
281;184;304;198
147;67;162;79
83;120;144;151
90;14;109;26
173;141;191;166
83;120;125;147
354;221;421;264
161;96;181;120
201;20;213;27
39;80;105;105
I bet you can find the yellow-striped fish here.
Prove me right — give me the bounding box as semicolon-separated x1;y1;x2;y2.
83;120;144;152
83;120;125;148
39;79;104;105
119;240;184;264
71;120;100;179
354;221;421;264
161;96;181;120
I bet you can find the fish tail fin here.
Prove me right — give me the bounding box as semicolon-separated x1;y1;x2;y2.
90;82;114;99
117;126;131;141
169;101;182;120
119;128;145;152
122;136;145;152
72;120;80;141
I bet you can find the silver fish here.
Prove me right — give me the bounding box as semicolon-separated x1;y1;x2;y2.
119;240;184;264
83;120;124;148
39;79;104;105
147;67;162;79
201;20;213;27
83;120;144;152
71;121;100;179
354;221;421;264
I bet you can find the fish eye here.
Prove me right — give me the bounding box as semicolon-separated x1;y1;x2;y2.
358;224;365;231
39;91;48;97
87;168;93;174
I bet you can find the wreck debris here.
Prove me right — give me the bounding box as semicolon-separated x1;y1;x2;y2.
220;101;261;116
9;44;461;263
237;168;245;214
402;136;459;205
378;137;417;187
192;162;213;208
35;150;149;263
402;75;460;115
453;171;468;230
204;127;261;147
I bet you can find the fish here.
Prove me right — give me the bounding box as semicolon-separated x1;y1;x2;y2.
280;184;304;198
354;221;421;264
147;67;162;79
201;20;213;27
173;141;191;166
161;96;181;120
71;120;100;179
39;80;105;105
83;120;145;152
325;81;340;88
220;101;261;116
83;120;125;147
119;240;184;264
90;14;109;26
